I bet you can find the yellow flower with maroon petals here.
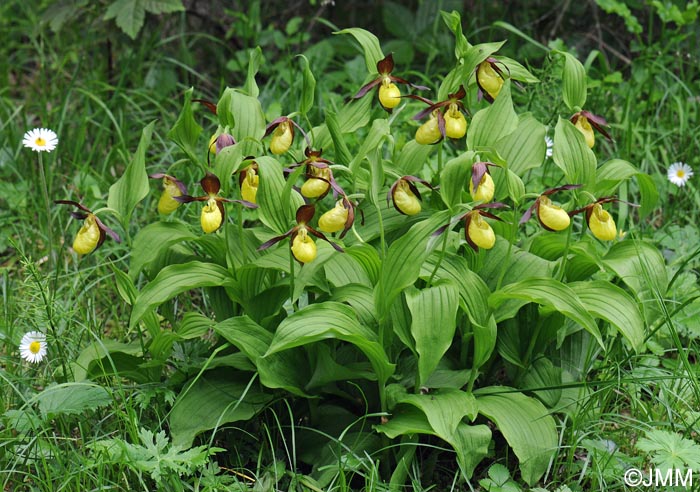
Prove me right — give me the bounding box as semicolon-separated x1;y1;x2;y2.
570;110;611;149
520;185;581;232
388;177;432;216
475;58;506;102
55;200;121;255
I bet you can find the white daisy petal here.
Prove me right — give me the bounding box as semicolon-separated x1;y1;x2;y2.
19;331;47;363
22;128;58;153
667;162;693;187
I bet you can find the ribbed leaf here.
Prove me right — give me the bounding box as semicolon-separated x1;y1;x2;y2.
243;47;263;98
467;80;518;149
595;158;639;196
297;54;316;115
552;117;596;190
130;261;235;329
325;110;353;165
167;88;203;167
438;39;505;100
348;118;390;176
569;280;645;352
36;383;111;419
129;221;196;279
265;302;394;385
390;386;478;437
216;88;266;143
476;388;558;485
406;282;460;385
324;245;374;287
558;51;587;110
440;152;475;209
395;139;435;176
495;114;546;176
107;121;153;225
334;28;384;74
489;277;602;346
256;156;303;234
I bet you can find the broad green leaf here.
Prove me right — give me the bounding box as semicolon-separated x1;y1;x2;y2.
375;211;452;320
390;386;478;437
107;121;153;225
214;316;311;396
313;95;372;149
35;383;111;419
395;139;435;176
177;312;214;339
569;280;645;352
595;158;639;196
329;283;376;326
495;114;546;176
167;88;203;168
602;240;668;298
243;47;263;98
334;28;384;74
307;343;377;388
476;388;558;485
297;54;316;115
72;340;143;382
467;80;518;149
478;239;556;290
348;118;390;176
636;173;659;219
324;245;374;287
170;372;272;448
129;221;196;279
520;357;562;408
440;10;471;59
406;282;460;385
489;277;602;346
212;143;246;196
494;56;540;83
552;117;596;190
557;51;587;110
440;151;475;208
325;110;353;165
376;405;491;479
256;156;303;234
130;261;235;329
216;88;266;144
265;302;395;385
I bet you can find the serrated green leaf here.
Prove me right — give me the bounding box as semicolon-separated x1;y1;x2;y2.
35;383;111;419
104;0;145;39
476;388;558;485
107;121;154;225
130;261;235;329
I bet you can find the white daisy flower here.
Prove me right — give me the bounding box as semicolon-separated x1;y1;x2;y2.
667;162;693;187
19;331;47;363
22;128;58;153
545;136;554;158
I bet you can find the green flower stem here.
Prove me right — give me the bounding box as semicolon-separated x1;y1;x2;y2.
289;246;296;311
37;153;55;269
556;222;574;282
427;227;450;287
495;206;520;291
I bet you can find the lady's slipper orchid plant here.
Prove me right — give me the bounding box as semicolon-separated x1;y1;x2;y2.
207;133;236;165
475;58;508;102
352;53;428;112
258;204;344;264
520;185;581;231
464;203;506;251
388;176;433;216
469;162;496;202
570;110;611;149
264;117;310;155
149;173;187;215
317;195;359;239
238;161;259;204
293;148;345;200
410;85;468;143
55;200;121;255
175;172;256;234
569;196;638;241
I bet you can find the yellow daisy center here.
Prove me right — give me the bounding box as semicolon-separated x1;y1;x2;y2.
29;340;42;354
677;170;685;178
35;137;46;147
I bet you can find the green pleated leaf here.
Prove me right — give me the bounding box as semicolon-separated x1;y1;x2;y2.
312;95;372;150
636;173;659;219
243;46;263;98
395;139;435;176
325;110;353;165
602;240;668;297
476;388;558;485
107;121;154;225
71;339;144;382
213;143;246;196
495;114;546;176
216;88;266;143
129;221;196;279
440;151;475;209
329;283;376;326
493;55;540;83
130;261;235;329
349;118;391;176
406;282;460;386
440;10;471;60
324;245;374;287
256;156;303;234
297;54;316;115
375;210;452;320
520;357;562;408
170;372;272;448
569;280;645;352
334;27;384;74
390;386;478;437
167;88;203;168
558;51;587;110
552;117;596;190
35;383;111;419
595;158;639;196
489;277;602;346
467;80;518;150
265;302;395;385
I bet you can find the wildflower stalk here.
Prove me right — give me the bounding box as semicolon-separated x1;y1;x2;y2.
289;246;296;311
427;226;450;287
37;153;55;269
495;210;519;291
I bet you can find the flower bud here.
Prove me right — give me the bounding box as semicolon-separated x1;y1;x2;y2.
301;167;331;198
201;198;223;233
467;212;496;250
378;80;401;110
157;176;183;214
216;133;235;153
477;61;504;101
241;167;259;204
291;227;317;263
270;120;293;155
469;172;495;202
588;204;616;240
415;113;441;145
444;105;467;139
318;200;349;233
574;116;595;148
73;214;101;255
537;196;570;231
393;180;421;215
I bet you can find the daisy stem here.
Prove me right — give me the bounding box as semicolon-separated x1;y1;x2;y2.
37;153;55;269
